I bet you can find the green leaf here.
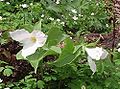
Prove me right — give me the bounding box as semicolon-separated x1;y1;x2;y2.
5;66;14;69
27;49;46;73
47;27;65;47
16;51;24;59
34;20;42;31
3;68;13;77
68;79;83;89
53;38;75;67
27;47;59;73
50;46;61;54
0;67;4;72
47;5;62;13
37;80;45;89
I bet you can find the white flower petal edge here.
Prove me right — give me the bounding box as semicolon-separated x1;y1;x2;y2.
87;56;96;74
10;29;47;58
9;29;30;42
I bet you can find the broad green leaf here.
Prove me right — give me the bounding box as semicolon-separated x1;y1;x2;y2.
47;27;65;47
27;48;58;73
53;38;75;67
27;49;46;73
50;46;61;54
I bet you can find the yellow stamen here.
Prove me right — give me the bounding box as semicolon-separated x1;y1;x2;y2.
31;36;36;42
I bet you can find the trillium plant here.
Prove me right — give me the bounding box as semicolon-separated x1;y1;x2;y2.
85;47;108;74
1;0;120;89
9;29;47;58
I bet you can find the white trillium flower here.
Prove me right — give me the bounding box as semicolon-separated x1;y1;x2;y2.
9;29;47;58
85;47;108;74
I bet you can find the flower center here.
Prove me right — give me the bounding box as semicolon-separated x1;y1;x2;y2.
31;36;36;42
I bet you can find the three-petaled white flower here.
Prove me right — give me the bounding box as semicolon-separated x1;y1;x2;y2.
85;47;108;74
9;29;47;58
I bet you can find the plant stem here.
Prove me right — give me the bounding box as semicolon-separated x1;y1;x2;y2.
111;0;116;65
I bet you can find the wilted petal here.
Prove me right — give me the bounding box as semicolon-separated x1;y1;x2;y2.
85;47;103;60
101;49;108;59
9;29;30;42
31;30;47;47
87;56;96;74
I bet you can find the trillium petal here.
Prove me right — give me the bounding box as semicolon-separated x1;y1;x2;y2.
87;56;96;74
9;29;30;42
22;43;38;58
22;38;35;49
31;30;47;47
101;49;108;59
85;47;102;60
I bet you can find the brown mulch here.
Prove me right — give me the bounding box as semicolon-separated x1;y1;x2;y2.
84;26;120;49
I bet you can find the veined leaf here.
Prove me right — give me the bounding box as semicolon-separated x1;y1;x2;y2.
53;38;75;67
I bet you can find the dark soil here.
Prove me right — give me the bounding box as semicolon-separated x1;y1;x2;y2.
0;40;33;83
